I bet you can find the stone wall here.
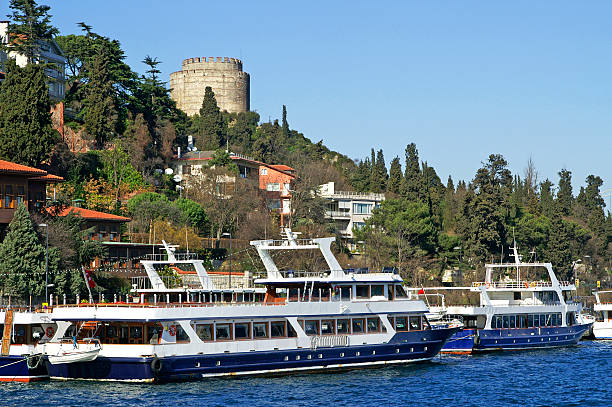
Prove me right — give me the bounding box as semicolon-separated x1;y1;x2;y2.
169;56;250;115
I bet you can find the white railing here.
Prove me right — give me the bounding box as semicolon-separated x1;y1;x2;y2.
325;210;351;218
310;335;349;350
322;191;385;201
472;281;573;289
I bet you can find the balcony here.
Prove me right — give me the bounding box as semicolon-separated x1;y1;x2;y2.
325;210;350;219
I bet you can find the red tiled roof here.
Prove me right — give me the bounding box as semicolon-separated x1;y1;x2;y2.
29;174;65;182
0;159;47;175
47;206;131;222
270;164;295;172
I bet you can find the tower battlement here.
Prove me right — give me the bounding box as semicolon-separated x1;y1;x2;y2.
170;56;250;115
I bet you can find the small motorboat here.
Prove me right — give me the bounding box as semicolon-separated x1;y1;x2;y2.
47;338;101;365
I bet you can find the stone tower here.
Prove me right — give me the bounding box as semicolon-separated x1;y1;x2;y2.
169;57;250;116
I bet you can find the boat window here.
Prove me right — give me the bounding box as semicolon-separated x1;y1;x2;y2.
409;316;421;331
288;322;297;337
146;324;162;344
551;314;557;326
371;285;384;297
176;325;190;342
340;287;351;300
130;326;142;342
395;317;408;332
196;324;213;341
514;291;521;301
356;285;370;299
387;285;394;300
519;315;527;328
557;313;562;325
288;288;299;301
105;325;117;339
321;320;335;335
235;323;251;340
119;326;129;344
337;319;350;334
540;314;549;327
509;315;516;329
270;321;286;338
367;318;380;333
476;316;487;329
527;314;533;328
215;324;232;341
352;318;365;333
304;320;319;336
253;322;269;338
395;285;408;298
502;316;509;329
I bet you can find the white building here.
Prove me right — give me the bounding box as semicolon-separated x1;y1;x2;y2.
0;20;66;100
319;182;385;240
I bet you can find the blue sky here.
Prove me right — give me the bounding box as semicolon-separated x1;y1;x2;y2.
4;1;611;200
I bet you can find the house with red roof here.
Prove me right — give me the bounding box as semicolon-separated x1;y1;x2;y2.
0;159;64;235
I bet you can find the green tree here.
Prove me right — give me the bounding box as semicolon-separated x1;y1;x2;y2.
81;44;116;147
557;169;573;216
540;179;555;218
0;205;57;298
173;198;209;232
3;0;58;63
401;143;424;202
193;86;226;150
281;105;290;139
0;60;59;166
387;156;403;195
207;149;238;173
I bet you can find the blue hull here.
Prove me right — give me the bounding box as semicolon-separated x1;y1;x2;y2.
46;328;458;382
441;328;476;354
475;323;591;352
0;355;48;382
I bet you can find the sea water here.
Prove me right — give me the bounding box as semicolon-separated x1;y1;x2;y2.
1;341;610;406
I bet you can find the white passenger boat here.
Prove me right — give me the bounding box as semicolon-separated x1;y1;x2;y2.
593;290;612;339
410;242;592;354
43;230;458;382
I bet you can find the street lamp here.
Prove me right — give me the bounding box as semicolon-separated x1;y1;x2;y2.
222;232;232;288
453;246;462;269
357;240;366;270
38;223;49;302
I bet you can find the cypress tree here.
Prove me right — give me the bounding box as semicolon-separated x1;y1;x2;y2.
401;143;424;202
82;44;116;148
387;156;403;195
0;60;59;166
0;205;47;298
195;86;226;150
557;169;573;216
540;179;555;218
281;105;290;139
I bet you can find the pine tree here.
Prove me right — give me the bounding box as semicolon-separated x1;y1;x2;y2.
401;143;424;202
82;44;116;148
540;179;555;218
557;169;573;216
3;0;58;63
387;156;403;194
194;86;226;150
0;60;59;166
0;205;49;298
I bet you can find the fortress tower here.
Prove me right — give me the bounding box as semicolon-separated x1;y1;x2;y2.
169;57;250;116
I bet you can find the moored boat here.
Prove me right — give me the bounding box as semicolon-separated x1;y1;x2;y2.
593;290;612;339
43;230;459;382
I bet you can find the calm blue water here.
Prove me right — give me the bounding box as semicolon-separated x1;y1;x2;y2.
1;341;611;407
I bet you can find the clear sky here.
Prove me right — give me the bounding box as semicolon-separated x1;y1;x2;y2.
3;1;611;200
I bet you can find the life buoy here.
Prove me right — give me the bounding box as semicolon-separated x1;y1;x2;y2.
168;325;176;337
524;282;529;289
486;283;491;289
151;357;162;374
45;326;55;338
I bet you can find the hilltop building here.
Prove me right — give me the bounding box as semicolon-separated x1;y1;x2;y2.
0;20;66;100
169;56;250;115
319;182;385;241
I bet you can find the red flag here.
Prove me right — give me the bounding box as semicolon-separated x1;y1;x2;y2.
84;269;96;288
418;287;425;295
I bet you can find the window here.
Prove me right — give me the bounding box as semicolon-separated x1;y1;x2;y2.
267;199;281;210
283;183;291;193
356;285;370;299
215;324;232;341
395;317;408;332
253;322;269;338
196;324;213;341
371;285;384;297
551;314;558;327
129;326;142;339
337;319;350;334
340;287;351;300
519;315;527;328
395;285;407;298
409;316;421;330
352;318;365;334
304;320;319;336
266;183;280;191
270;321;286;338
260;168;268;175
353;203;373;214
527;314;534;328
16;185;25;205
321;320;335;335
502;316;509;329
176;325;190;342
367;318;380;333
235;323;251;340
509;315;516;329
4;185;13;209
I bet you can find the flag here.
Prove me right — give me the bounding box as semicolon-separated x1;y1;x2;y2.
84;269;96;288
418;287;425;295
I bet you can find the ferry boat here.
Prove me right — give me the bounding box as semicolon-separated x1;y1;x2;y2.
412;243;592;354
0;306;56;382
593;290;612;339
42;231;458;382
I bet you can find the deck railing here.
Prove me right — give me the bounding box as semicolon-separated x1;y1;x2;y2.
472;281;573;289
